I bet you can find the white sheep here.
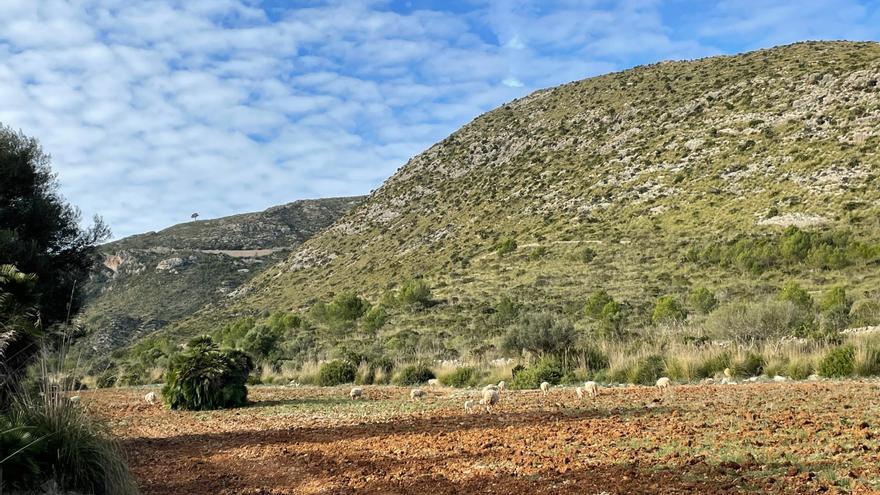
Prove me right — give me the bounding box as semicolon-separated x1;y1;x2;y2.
427;378;440;387
583;381;599;398
723;367;732;378
464;400;475;412
656;377;671;393
69;396;81;404
540;381;551;395
144;391;157;404
497;380;506;391
479;388;500;412
575;386;584;399
349;387;364;400
410;388;426;401
483;384;499;391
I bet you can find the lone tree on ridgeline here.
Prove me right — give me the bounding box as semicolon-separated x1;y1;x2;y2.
191;212;199;221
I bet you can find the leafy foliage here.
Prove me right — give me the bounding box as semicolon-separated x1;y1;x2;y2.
162;336;254;410
819;345;855;378
688;287;718;314
317;360;356;386
392;364;435;386
397;280;432;307
652;296;687;325
502;312;577;358
508;357;564;389
439;367;480;388
495;237;517;257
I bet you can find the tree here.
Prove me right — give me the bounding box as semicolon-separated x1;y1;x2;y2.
0;126;109;326
820;286;852;331
688;287;718;314
779;281;813;310
191;212;199;221
1;126;108;401
502;312;577;358
652;295;688;325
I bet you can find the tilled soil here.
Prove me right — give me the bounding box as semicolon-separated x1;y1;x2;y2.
83;382;880;494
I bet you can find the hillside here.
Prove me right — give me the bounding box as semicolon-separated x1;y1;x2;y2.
134;41;880;367
77;197;363;355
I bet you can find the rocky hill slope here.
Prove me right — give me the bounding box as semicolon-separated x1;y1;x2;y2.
139;41;880;362
77;197;363;355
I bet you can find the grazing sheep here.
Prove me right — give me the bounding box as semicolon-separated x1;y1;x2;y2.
575;387;584;399
723;367;732;378
497;381;506;391
464;400;475;412
427;378;440;387
540;381;551;395
410;388;426;401
479;388;500;412
145;391;157;404
483;384;499;392
656;377;671;393
69;396;81;404
583;381;599;398
349;387;364;400
772;375;788;382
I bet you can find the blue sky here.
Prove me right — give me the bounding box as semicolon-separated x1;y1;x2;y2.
1;1;879;239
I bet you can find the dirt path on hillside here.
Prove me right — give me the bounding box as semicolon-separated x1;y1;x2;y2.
84;383;880;494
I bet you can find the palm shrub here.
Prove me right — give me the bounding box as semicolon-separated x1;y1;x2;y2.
162;336;254;410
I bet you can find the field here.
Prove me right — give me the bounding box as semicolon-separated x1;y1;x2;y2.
84;382;880;494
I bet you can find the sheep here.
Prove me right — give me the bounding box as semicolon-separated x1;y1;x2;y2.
144;391;157;404
483;384;499;392
723;367;733;378
349;387;364;400
540;381;551;395
497;381;506;391
479;388;500;412
427;378;440;387
656;377;671;394
69;396;81;404
410;388;426;401
464;400;475;412
583;381;599;398
575;386;584;399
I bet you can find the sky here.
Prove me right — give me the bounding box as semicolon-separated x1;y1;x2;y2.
1;1;879;239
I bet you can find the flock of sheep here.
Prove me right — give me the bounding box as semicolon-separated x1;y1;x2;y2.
344;376;674;413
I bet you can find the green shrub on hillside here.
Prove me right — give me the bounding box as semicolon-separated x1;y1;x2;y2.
652;296;687;325
398;279;432;306
779;281;814;310
502;312;577;358
688;287;718;314
584;289;613;319
392;364;435;385
706;300;811;344
576;247;596;263
818;345;855;378
820;286;853;331
496;237;517;256
317;360;357;386
162;336;254;410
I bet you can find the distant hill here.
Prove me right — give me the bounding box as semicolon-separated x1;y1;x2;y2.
76;197;363;355
124;41;880;367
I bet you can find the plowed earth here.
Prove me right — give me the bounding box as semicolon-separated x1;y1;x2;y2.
83;382;880;494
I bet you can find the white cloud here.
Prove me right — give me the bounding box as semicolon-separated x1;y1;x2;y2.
0;0;877;239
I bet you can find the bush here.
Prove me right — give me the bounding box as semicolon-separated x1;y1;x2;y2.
705;300;812;344
779;281;813;310
577;247;596;263
819;287;852;331
854;340;880;377
818;345;855;378
695;352;731;378
398;280;432;306
439;367;480;388
626;355;665;385
95;370;118;389
317;360;357;386
502;312;577;358
584;289;613;319
509;358;564;389
576;345;610;373
688;288;718;314
162;336;254;410
652;296;687;325
786;357;814;380
496;237;517;256
732;352;764;377
393;364;435;386
511;364;526;378
0;394;138;494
